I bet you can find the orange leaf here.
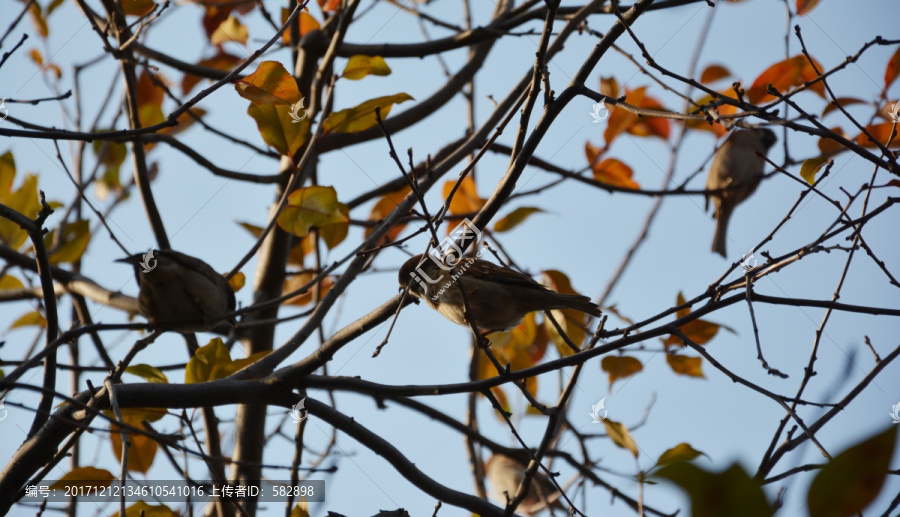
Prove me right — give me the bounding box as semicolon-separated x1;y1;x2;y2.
854;122;900;149
202;6;233;39
366;186;411;242
795;0;821;15
663;292;723;347
281;10;321;43
821;97;866;118
817;126;849;155
604;87;642;145
686;90;740;139
666;354;705;378
182;52;242;94
442;176;484;215
629;93;670;140
235;61;302;105
886;46;900;89
601;355;643;387
592;157;639;189
747;54;825;104
600;76;619;98
318;0;341;13
542;270;591;355
700;64;731;84
284;271;334;306
28;48;42;65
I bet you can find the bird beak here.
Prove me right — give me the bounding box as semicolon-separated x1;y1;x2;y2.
115;256;133;264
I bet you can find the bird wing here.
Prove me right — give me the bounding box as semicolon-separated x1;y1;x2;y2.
468;259;549;291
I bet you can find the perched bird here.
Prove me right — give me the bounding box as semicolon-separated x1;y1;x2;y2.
118;249;235;333
398;253;602;333
705;127;776;257
485;453;565;515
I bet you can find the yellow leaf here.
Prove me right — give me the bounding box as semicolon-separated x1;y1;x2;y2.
111;422;157;473
49;467;115;490
493;207;544;233
232;350;272;371
10;311;46;330
125;364;169;383
542;270;590;355
247;102;310;157
800;156;830;185
601;355;643;387
0;152;40;249
122;0;156;16
28;2;48;38
342;55;391;80
666;354;705;378
657;442;707;466
277;186;348;238
235;61;302;105
228;271;246;292
0;274;24;290
185;338;234;383
211;15;248;46
290;501;311;517
603;419;639;457
322;93;414;134
44;219;91;265
113;500;175;517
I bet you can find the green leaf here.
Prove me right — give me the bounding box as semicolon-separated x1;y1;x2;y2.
234;61;301;105
323;93;414;134
125;364;169;383
800;156;830;185
603;419;639;457
656;462;773;517
493;207;544;232
277;186;349;238
656;442;707;466
807;426;897;517
342;55;391;80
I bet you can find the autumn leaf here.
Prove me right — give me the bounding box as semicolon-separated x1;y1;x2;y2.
796;0;821;15
10;311;46;330
478;313;546;401
656;443;707;467
821;97;866;118
747;54;826;104
686;90;740;138
800;156;830;185
235;61;302;105
186;338;271;383
281;10;321;43
603;419;639;457
700;64;731;84
109;407;167;473
542;270;592;356
125;364;169;383
0;152;41;249
886;46;900;89
44;219;91;265
601;355;643;388
122;0;156;17
854;122;900;149
656;462;773;516
284;271;334;306
211;15;248;46
442;175;485;215
366;186;411;242
49;467;115;490
493;207;544;233
342;55;391;80
0;274;24;291
817;126;849;155
183;52;242;94
322;93;414;133
277;186;349;238
590;155;639;190
807;426;897;517
666;354;704;378
663;292;725;348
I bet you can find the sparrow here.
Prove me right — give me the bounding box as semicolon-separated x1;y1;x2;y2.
705;127;776;257
485;453;565;515
117;249;235;333
398;253;601;333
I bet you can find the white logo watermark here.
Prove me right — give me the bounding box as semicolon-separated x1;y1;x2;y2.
0;397;8;422
589;100;609;123
890;401;900;424
140;248;157;273
407;219;486;301
589;398;607;423
890;102;900;123
741;249;758;272
289;98;307;123
289;398;308;424
0;98;8;121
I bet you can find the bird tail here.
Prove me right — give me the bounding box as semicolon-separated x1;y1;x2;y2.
712;205;732;257
550;293;603;318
